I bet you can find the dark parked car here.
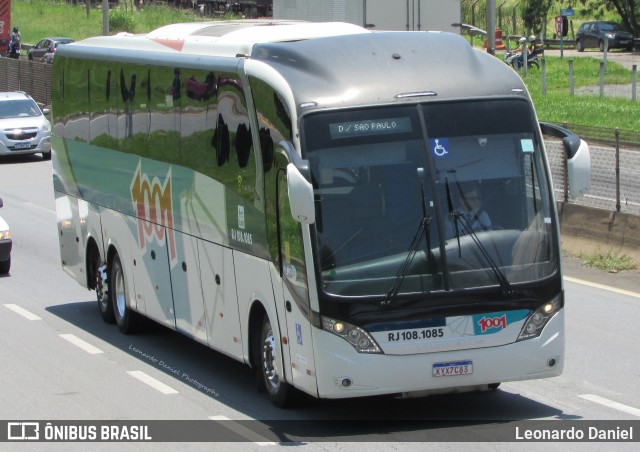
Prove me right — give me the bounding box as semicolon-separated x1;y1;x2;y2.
576;21;635;52
27;37;74;62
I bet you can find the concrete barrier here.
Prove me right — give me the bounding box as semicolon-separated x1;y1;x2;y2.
558;202;640;261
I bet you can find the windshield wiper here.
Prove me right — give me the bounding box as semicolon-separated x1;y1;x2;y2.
455;214;514;295
444;176;514;295
382;172;431;306
444;175;462;255
381;217;429;306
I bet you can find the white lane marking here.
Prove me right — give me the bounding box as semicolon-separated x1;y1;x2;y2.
23;201;56;215
209;415;276;445
127;370;178;395
59;333;103;355
3;304;42;320
579;394;640;418
564;276;640;300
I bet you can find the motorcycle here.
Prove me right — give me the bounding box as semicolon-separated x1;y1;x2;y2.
9;41;21;59
505;44;544;70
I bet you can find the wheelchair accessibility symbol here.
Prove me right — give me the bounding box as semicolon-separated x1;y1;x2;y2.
429;138;450;158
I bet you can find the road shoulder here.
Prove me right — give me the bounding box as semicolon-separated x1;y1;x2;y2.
562;252;640;294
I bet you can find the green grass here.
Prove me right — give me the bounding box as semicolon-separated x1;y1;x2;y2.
522;56;640;131
11;1;219;43
576;250;638;272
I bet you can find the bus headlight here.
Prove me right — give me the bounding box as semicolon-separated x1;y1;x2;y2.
517;294;562;341
321;316;383;354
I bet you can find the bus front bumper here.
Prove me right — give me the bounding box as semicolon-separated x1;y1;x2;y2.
312;310;564;399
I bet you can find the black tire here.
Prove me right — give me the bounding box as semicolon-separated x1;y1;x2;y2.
0;256;10;275
258;314;296;407
42;151;51;160
576;39;584;52
95;258;115;324
529;60;539;69
110;253;137;333
488;383;501;390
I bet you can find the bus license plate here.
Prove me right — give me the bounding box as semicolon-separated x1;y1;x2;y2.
432;360;473;377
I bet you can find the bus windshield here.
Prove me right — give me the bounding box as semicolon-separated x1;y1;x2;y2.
303;100;557;298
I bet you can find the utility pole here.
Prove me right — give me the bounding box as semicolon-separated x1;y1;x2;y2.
486;0;496;55
103;1;110;36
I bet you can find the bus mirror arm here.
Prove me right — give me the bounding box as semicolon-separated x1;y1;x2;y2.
278;140;311;180
539;122;577;157
539;122;591;197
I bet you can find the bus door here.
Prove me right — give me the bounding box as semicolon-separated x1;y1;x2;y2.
170;231;207;343
199;240;243;360
273;159;319;397
130;219;175;328
58;57;91;283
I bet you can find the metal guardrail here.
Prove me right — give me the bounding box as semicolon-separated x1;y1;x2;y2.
543;39;576;49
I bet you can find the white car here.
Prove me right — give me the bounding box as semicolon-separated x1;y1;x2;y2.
0;91;52;160
0;198;11;275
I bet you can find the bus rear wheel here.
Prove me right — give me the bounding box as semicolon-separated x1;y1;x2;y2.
259;314;296;407
110;252;138;333
96;260;114;324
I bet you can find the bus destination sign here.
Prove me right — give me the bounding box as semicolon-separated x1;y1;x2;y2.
329;117;412;139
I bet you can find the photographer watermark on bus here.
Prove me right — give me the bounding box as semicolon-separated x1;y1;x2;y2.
128;344;219;397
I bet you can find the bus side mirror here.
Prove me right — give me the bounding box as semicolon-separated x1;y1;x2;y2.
276;140;316;224
567;138;591;197
287;163;315;224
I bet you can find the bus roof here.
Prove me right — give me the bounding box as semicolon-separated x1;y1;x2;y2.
249;31;527;110
67;20;370;57
58;21;526;110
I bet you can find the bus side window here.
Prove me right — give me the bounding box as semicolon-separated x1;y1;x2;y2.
250;76;294;241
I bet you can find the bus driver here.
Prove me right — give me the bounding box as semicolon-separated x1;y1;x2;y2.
450;185;492;236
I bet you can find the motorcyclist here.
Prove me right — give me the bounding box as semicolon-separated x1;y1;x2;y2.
506;37;528;68
9;27;21;59
527;35;541;56
508;35;539;69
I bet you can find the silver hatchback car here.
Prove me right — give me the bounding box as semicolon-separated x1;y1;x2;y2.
0;92;52;160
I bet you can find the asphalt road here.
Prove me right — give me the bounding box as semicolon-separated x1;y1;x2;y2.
1;155;639;450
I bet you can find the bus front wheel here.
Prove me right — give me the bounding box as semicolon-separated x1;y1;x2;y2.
259;314;296;407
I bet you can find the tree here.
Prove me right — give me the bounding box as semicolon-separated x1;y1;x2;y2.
523;0;554;36
607;0;639;35
579;0;639;36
